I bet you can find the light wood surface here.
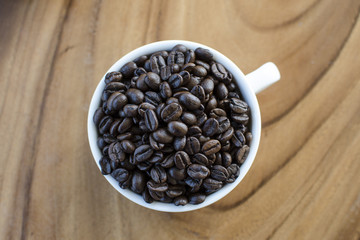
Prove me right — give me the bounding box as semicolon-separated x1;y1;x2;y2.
1;0;360;239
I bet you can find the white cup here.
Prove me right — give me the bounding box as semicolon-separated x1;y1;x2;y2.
87;40;280;212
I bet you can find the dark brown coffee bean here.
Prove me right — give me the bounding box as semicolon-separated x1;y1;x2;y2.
222;152;232;168
170;64;180;73
160;66;171;81
149;134;165;150
166;185;185;198
160;154;175;168
221;141;231;152
108;142;126;162
215;82;228;100
228;92;240;99
168;51;185;67
159;81;172;99
227;82;236;91
156;103;165;119
108;120;120;136
172;44;187;53
144;72;161;90
235;145;250;164
211;165;229;181
185;177;202;188
218;127;234;143
137;102;156;118
232;129;246;148
134;145;153;163
130;171;146;194
120;140;135;153
182;62;196;72
126;88;144;104
93;107;105;126
202;140;221;155
198;135;210;144
168;74;183;89
99;157;112;174
193;65;207;77
195;47;213;62
173;136;186;151
187;126;202;138
161;145;174;153
144;91;162;106
144;59;151;72
98;116;113;134
196;112;207;127
105;71;123;84
227;164;240;183
209;108;226;118
150;165;167;183
174;151;191;169
104;82;127;92
174;196;188;206
159;195;173;203
134;67;147;77
187;164;210;179
214;152;222;165
161;103;183;122
137;161;153;171
122;104;138;117
152;128;173;144
203;178;223;191
117;117;133;134
97;137;107;149
150;55;166;75
111;168;130;183
180;112;197;125
166;97;179;105
185;137;200;155
231;113;249;125
120;62;137;77
148;188;164;201
189;193;206;204
245;132;252;144
178;92;201;110
205;96;217;112
142;188;153;203
202;118;219;137
230;98;249;114
107;92;128;112
190;85;206;102
147;180;168;192
116;133;132;141
200;77;214;94
136;74;149;91
168;167;186;181
144;109;159;132
148;151;164;164
211;62;228;80
167;121;188;137
217;116;231;133
133;55;148;66
192;153;209;166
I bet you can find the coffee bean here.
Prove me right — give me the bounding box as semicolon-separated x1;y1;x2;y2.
97;137;107;149
150;55;166;75
160;66;171;81
218;127;234;143
245;132;252;144
202;118;219;137
170;64;180;73
227;164;240;183
130;171;146;194
174;151;191;169
198;135;210;144
211;165;229;181
168;74;183;89
144;72;161;90
190;85;206;102
105;71;123;84
185;137;200;155
134;145;153;163
230;98;248;113
134;67;147;77
193;65;207;77
142;188;153;203
209;108;227;118
202;140;221;155
136;74;149;91
221;141;231;152
126;88;144;104
150;165;167;183
159;81;172;99
137;161;153;171
104;82;127;92
156;103;166;119
117;117;133;133
232;129;246;147
231;113;249;125
93;107;105;126
215;83;228;100
152;128;173;144
144;109;159;132
161;103;183;122
166;185;185;198
138;102;156;117
174;196;188;206
214;152;222;165
147;180;168;192
217;116;231;133
205;96;217;112
180;112;197;125
107;92;128;113
187;126;202;138
228;92;240;99
178;92;201;110
187;164;210;179
222;152;232;168
189;193;206;204
172;44;187;53
192;153;209;166
120;62;137;78
111;168;130;183
211;62;228;80
160;154;175;168
168;167;186;181
181;62;195;72
173;136;186;151
133;55;148;66
120;140;135;153
203;178;223;191
99;157;112;175
166;97;179;105
149;134;165;150
167;121;188;137
195;47;213;62
168;51;185;67
108;142;126;162
148;151;164;163
235;145;250;164
196;112;207;127
144;91;162;106
123;104;138;117
109;120;121;136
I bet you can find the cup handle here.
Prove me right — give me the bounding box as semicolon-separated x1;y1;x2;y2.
245;62;281;94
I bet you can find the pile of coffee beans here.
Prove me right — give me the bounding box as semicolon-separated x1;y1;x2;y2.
93;44;252;205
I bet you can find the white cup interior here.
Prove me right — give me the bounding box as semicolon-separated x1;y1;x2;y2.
87;40;261;212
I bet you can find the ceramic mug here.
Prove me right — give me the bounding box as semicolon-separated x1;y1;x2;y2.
87;40;280;212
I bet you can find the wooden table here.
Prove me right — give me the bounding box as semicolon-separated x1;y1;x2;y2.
1;0;360;239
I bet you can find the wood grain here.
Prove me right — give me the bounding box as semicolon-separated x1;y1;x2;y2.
1;0;360;239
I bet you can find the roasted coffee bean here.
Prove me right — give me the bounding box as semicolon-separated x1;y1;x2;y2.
134;67;147;77
187;126;202;138
168;121;188;137
232;129;246;148
161;145;174;153
102;145;109;156
126;88;144;104
156;103;166;119
193;65;207;77
170;64;180;73
120;140;135;153
168;74;183;89
144;59;151;72
97;137;107;149
217;116;231;133
187;164;210;179
134;145;153;163
195;47;213;62
159;81;172;99
218;127;234;143
166;97;179;105
185;137;200;155
178;92;201;110
174;151;191;169
222;152;232;168
133;55;148;66
120;62;137;78
159;195;173;203
108;120;120;136
245;132;252;144
215;82;228;100
130;171;146;194
159;66;171;81
117;133;132;142
202;140;221;155
148;188;164;201
150;55;166;75
148;151;164;164
198;135;210;144
203;178;223;191
136;74;149;91
161;103;183;122
122;104;138;117
181;62;195;72
185;177;203;188
138;102;156;117
202;118;219;137
111;168;130;185
105;71;123;84
117;117;133;134
171;44;187;53
189;193;206;204
137;161;153;171
192;153;209;166
209;108;227;118
147;180;168;192
205;96;217;112
235;145;250;164
168;51;185;67
144;109;159;132
160;154;175;168
149;134;165;150
230;98;249;114
227;82;236;91
231;113;249;124
227;164;240;183
181;112;197;125
196;112;208;127
166;185;185;198
173;136;186;151
98;116;113;134
214;152;222;165
144;72;160;90
174;196;188;206
190;85;206;102
221;141;231;152
211;62;228;80
211;165;229;181
93;107;105;126
108;142;126;162
107;92;128;112
200;77;214;94
144;91;162;106
152;128;173;144
99;157;112;174
150;165;167;183
104;82;127;92
142;188;153;203
228;92;240;99
151;50;168;59
168;167;186;181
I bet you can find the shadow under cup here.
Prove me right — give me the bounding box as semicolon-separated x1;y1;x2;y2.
87;40;261;212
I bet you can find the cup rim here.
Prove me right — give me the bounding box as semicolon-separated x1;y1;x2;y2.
87;40;261;212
